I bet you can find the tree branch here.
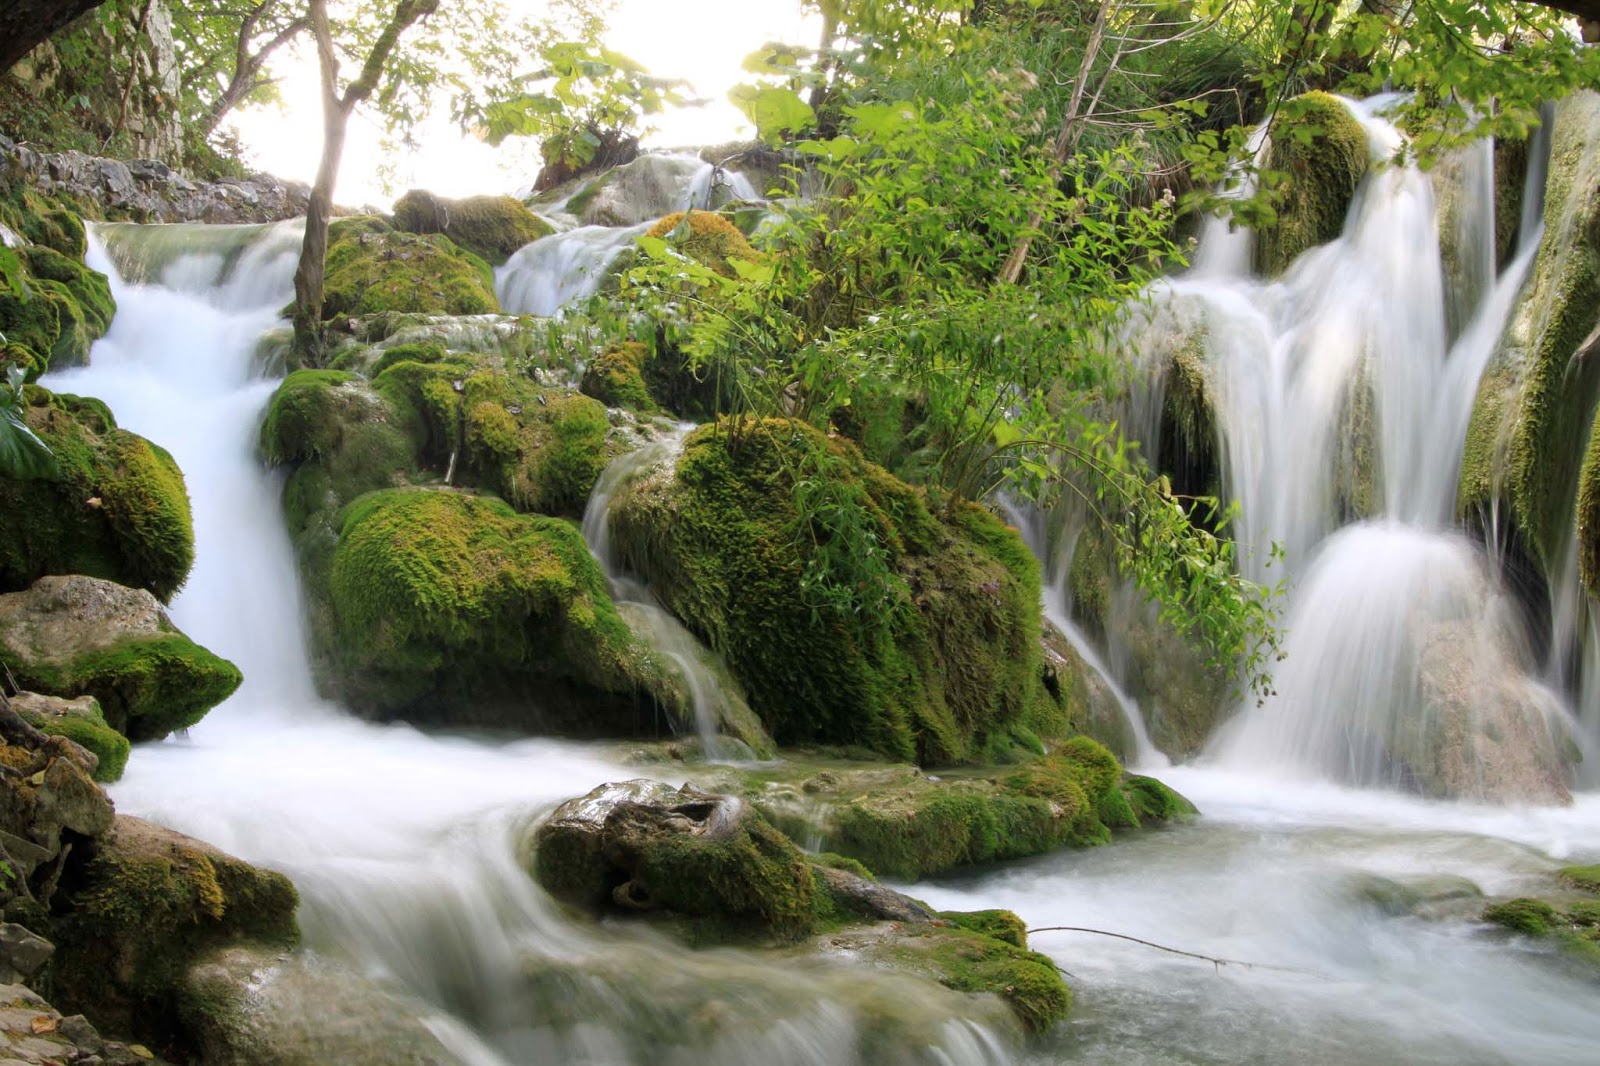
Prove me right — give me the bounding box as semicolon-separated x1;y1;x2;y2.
339;0;440;115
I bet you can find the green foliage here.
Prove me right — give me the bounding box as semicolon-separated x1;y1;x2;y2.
622;18;1282;698
0;385;194;602
642;211;762;278
0;364;55;478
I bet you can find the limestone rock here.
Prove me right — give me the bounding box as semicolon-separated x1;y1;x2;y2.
0;924;53;984
0;575;241;741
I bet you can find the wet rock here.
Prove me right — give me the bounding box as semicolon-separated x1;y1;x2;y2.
391;189;554;265
177;946;456;1065
0;134;310;225
562;153;709;228
0;576;241;742
47;816;298;1045
7;693;126;783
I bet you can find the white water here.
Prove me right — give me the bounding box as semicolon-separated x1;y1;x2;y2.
1126;97;1583;799
497;221;652;316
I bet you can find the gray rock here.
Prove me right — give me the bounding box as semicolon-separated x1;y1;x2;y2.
0;924;54;984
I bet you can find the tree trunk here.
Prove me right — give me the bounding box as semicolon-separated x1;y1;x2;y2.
291;0;344;362
0;0;105;74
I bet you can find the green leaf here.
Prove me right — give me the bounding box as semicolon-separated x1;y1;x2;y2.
729;85;816;144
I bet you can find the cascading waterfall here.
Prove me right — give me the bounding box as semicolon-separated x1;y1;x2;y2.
1123;96;1582;801
498;154;762;316
41;220;1014;1065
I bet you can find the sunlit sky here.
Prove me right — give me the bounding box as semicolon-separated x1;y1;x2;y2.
225;0;820;207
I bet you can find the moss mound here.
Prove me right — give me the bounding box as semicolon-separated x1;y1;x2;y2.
47;816;298;1052
319;216;500;321
645;210;761;277
580;341;656;412
325;487;663;728
1256;92;1370;277
374;352;614;518
610;418;1060;764
392;189;554;265
0;241;115;379
827;741;1188;880
1461;93;1600;574
0;385;194;601
865;921;1069;1033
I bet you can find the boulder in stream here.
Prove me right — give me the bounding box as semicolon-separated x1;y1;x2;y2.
315;216;500;323
0;575;241;742
391;189;554;266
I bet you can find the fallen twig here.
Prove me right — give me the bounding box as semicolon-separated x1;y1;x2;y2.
1027;926;1324;978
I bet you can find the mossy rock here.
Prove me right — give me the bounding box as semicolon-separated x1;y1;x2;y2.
580;341;656;412
1256;92;1370;276
47;815;298;1054
324;487;670;731
8;690;130;782
1484;897;1561;936
318;216;500;321
0;219;114;377
1460;92;1600;574
1559;865;1600;893
372;352;614;518
0;385;194;602
609;419;1060;765
645;210;761;277
392;189;554;265
835;920;1069;1034
0;575;242;742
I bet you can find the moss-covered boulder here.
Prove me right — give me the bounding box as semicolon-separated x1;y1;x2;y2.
391;189;554;265
47;815;298;1052
529;778;1072;1032
610;419;1062;764
0;203;113;379
372;353;615;518
323;487;671;730
318;216;500;321
7;689;129;782
1256;92;1371;277
0;575;241;741
644;210;761;277
0;385;193;601
1461;92;1600;579
580;341;656;412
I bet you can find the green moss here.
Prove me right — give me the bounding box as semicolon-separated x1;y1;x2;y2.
645;211;762;277
580;341;656;411
1459;94;1600;567
1122;773;1199;822
463;384;611;518
812;851;875;880
5;633;242;742
866;923;1069;1034
326;488;661;726
318;216;500;321
0;385;194;601
609;419;1054;765
1484;897;1560;936
1256;92;1370;276
371;339;448;378
13;696;129;782
936;909;1028;949
1559;865;1600;893
392;190;554;265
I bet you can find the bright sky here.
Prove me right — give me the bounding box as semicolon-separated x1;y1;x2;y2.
225;0;819;208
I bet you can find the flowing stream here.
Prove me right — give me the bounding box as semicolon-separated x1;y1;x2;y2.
28;99;1600;1061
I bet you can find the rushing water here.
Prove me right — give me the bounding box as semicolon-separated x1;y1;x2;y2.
29;100;1600;1062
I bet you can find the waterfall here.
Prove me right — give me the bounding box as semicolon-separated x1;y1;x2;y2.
580;427;759;760
1122;97;1579;800
37;221;1012;1063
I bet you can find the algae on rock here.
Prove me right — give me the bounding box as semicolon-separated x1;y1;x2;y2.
0;385;193;601
608;419;1064;765
0;575;241;742
1256;92;1371;277
391;189;554;265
